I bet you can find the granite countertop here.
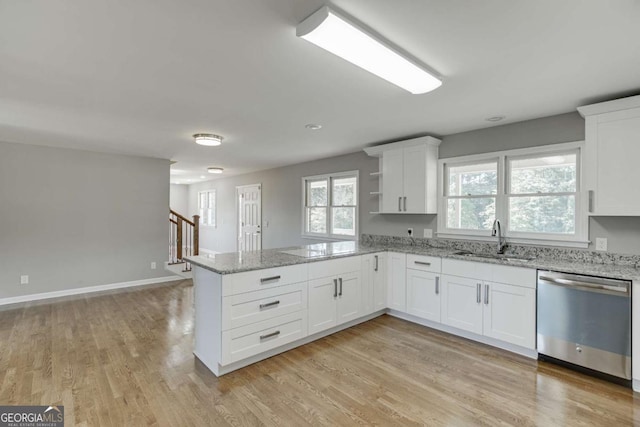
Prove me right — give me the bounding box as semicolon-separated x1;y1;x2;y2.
186;240;640;281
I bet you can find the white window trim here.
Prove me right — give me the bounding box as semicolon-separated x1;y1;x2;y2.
301;170;359;241
198;189;217;228
437;141;589;248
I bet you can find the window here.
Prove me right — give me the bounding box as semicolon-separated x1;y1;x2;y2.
198;190;216;227
303;171;358;239
439;142;587;247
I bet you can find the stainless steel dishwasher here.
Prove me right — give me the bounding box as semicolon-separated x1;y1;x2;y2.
537;270;631;380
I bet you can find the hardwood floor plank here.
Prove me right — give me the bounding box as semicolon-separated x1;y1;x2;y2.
1;279;639;426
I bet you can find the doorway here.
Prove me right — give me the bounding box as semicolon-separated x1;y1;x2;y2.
236;183;262;251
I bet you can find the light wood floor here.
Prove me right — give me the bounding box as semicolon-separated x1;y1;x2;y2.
1;280;639;426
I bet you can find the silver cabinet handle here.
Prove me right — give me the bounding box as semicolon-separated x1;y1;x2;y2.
476;283;481;303
398;197;402;212
259;300;280;309
260;275;281;284
588;190;594;213
484;284;489;305
339;277;343;296
403;196;407;212
414;261;431;266
260;330;280;340
435;276;439;295
374;255;378;272
333;278;338;298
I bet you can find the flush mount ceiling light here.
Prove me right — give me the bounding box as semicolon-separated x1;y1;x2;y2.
207;167;224;174
193;133;223;146
297;6;442;94
305;123;322;130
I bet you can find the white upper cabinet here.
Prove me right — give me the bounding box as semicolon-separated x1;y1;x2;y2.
578;95;640;215
365;136;441;214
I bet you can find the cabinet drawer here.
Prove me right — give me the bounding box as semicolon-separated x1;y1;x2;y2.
222;264;308;296
221;311;307;364
308;256;361;280
406;254;441;272
222;282;307;330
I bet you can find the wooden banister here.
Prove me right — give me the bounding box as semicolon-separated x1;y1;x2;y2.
169;210;200;271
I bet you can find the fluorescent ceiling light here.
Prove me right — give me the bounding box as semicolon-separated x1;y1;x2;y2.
297;7;442;94
193;133;223;146
208;167;224;174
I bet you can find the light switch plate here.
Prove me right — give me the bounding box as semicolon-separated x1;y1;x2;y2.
595;238;608;251
151;262;157;269
423;229;433;238
20;275;29;285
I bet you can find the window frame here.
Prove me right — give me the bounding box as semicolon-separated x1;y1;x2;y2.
302;170;359;240
438;142;588;248
198;189;217;227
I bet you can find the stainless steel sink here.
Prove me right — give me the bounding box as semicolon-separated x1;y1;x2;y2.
452;250;534;262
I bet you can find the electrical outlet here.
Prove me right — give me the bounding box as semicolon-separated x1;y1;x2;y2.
595;238;608;251
20;275;29;285
151;262;157;269
407;228;413;236
423;229;433;238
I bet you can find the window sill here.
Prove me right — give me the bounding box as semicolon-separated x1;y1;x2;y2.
436;232;590;249
302;234;357;242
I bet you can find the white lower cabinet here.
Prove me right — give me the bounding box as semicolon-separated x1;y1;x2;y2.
362;253;387;314
308;257;362;335
440;259;537;349
387;252;407;312
406;269;441;322
441;275;482;334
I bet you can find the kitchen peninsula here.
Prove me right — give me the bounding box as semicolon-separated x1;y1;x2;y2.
187;238;640;390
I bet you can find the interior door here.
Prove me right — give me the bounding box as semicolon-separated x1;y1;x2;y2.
237;184;262;252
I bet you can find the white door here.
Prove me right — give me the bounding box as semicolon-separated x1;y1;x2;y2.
308;276;337;335
402;145;427;213
387;252;406;312
406;269;440;322
237;184;262;252
372;253;387;312
381;148;404;213
441;275;483;334
361;255;374;315
482;282;536;349
336;271;361;324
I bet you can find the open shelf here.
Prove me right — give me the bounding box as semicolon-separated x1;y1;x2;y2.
369;191;381;195
369;171;382;176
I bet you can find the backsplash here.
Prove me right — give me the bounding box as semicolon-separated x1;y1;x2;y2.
360;234;640;267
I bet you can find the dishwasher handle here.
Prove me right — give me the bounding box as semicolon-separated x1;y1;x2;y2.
538;275;630;297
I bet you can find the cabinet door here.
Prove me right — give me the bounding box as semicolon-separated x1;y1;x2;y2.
441;275;483;334
406;270;440;322
387;252;407;312
587;110;640;215
337;271;362;325
381;148;404;213
482;282;535;349
373;254;387;311
361;255;374;315
402;145;427;213
308;277;337;335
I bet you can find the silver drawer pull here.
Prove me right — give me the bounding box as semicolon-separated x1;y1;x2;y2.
259;300;280;309
260;275;281;284
414;261;431;266
374;255;378;272
260;330;280;340
476;283;481;303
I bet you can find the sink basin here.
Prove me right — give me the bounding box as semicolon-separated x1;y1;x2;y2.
452;250;534;262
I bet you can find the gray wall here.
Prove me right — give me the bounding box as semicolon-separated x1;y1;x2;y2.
0;141;171;299
188;111;640;256
170;184;189;215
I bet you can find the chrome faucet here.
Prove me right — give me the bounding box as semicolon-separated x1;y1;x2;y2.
491;219;506;254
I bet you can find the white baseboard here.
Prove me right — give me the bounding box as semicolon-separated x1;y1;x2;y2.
0;275;183;306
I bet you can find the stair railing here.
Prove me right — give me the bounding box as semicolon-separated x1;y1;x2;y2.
169;209;200;272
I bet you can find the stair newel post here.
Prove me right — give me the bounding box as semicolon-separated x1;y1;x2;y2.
177;217;183;260
193;215;200;256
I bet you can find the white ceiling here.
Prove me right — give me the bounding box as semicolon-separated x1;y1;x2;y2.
1;0;639;184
